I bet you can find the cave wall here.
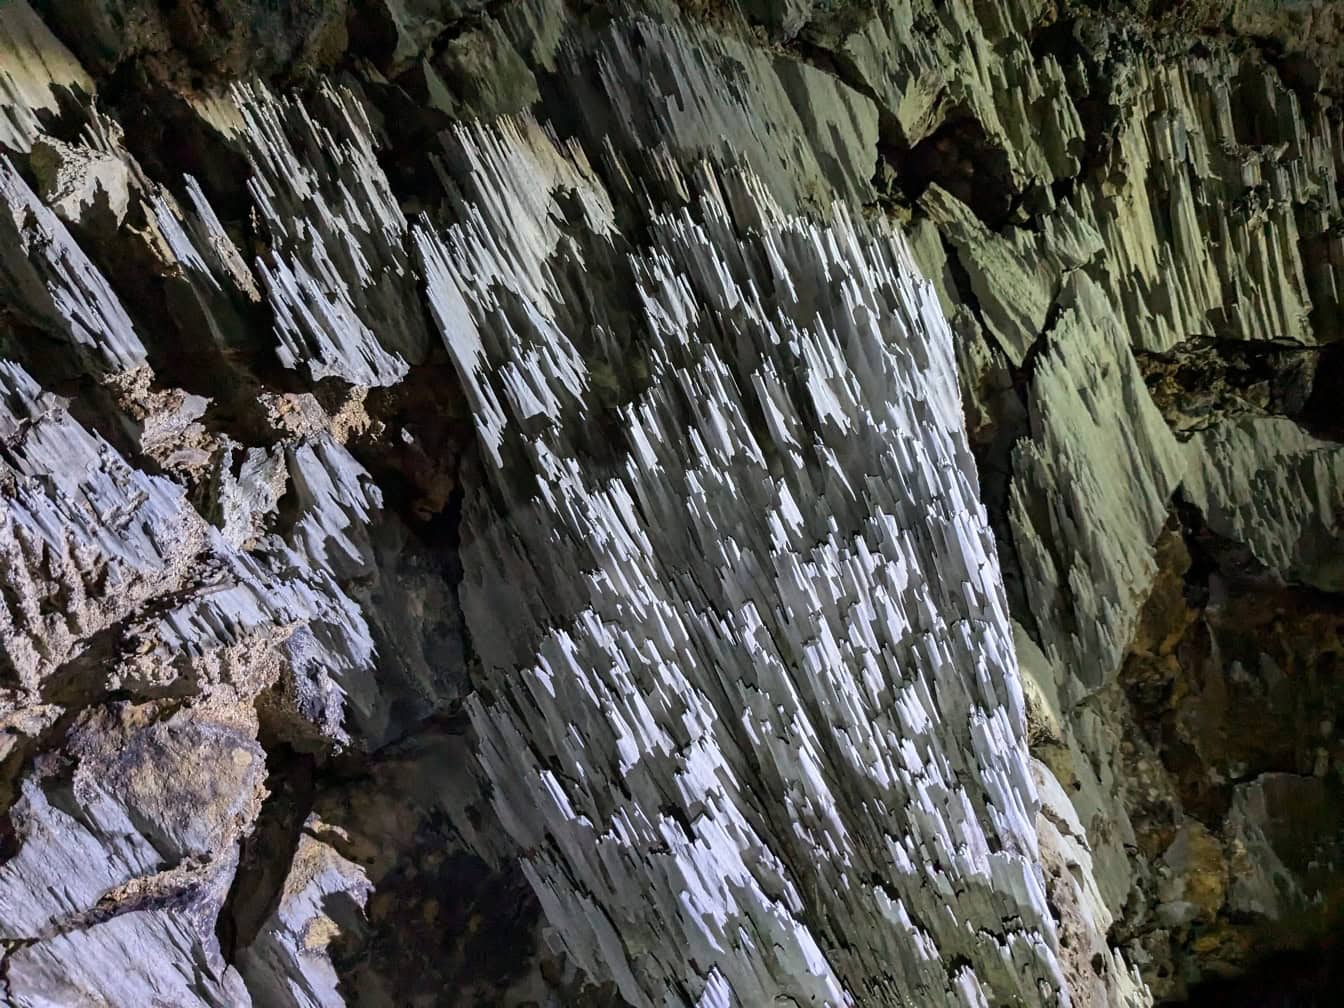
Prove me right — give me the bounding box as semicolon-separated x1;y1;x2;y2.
0;0;1342;1005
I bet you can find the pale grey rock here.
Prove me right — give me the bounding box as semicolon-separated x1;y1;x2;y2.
888;7;1344;991
0;704;261;1006
1183;415;1344;590
1074;56;1330;352
0;155;148;373
2;0;1343;1003
150;174;263;304
1034;759;1149;1008
27;134;132;226
221;81;431;386
921;185;1103;365
0;703;263;934
0;0;91;153
1009;273;1184;699
0;358;376;733
238;825;371;1008
0;54;460;754
550;10;880;213
421;110;1079;1005
414;113;617;469
132;383;216;474
0;361;204;702
217;446;289;549
6;907;252;1008
0;776;165;940
1013;622;1064;750
828;0;1085;172
0;364;377;1002
1010;632;1142;926
285;438;386;586
102;535;378;732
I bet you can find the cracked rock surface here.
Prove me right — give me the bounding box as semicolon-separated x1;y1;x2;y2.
1;0;1342;1005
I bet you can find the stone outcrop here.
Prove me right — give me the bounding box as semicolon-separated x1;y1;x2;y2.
1;1;1341;1005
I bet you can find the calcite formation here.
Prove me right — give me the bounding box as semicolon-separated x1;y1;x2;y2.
0;1;1341;1006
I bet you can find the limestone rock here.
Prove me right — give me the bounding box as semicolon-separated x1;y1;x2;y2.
222;81;431;387
238;824;372;1008
429;114;1066;1001
0;0;91;153
1009;272;1184;697
2;0;1343;1004
1184;415;1344;590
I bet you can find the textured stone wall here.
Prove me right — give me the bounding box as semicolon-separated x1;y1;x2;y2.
0;1;1341;1005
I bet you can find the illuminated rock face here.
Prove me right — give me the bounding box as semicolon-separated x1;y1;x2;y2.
431;154;1075;1004
1;1;1343;1005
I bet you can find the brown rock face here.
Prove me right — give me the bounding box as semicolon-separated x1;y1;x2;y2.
1107;513;1344;999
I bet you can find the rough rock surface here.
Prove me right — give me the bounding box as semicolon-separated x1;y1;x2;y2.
1;0;1342;1005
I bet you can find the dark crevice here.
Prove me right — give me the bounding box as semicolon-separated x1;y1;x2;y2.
940;237;986;334
1179;934;1344;1006
1301;339;1344;443
1029;13;1140;199
217;743;316;963
27;84;98;146
1014;282;1071;391
420;0;517;72
0;310;146;465
302;719;551;1006
99;64;255;219
31;0;348;94
887;112;1018;228
1173;489;1281;601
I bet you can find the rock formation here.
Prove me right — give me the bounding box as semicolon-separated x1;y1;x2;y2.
0;1;1341;1005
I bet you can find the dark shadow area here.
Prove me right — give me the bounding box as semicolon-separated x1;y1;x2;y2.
1180;943;1344;1007
888;113;1017;227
